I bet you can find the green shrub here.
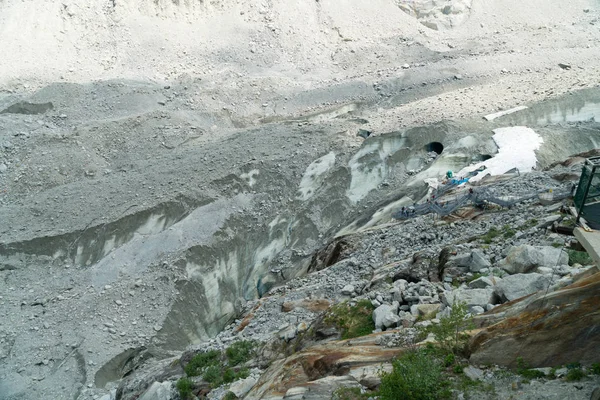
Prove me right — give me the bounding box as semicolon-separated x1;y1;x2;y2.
325;300;375;340
223;392;238;400
502;225;516;238
176;377;193;400
567;250;593;266
223;367;250;384
591;363;600;375
203;364;223;387
429;301;474;355
444;353;456;367
516;357;545;379
482;228;500;244
185;350;221;377
379;349;447;400
226;340;256;366
566;367;586;381
453;364;464;374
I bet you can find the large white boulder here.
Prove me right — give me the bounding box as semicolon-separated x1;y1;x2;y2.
499;245;568;274
442;287;497;308
494;273;551;302
373;302;399;330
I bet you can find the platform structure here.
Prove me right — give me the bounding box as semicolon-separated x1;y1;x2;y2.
574;156;600;229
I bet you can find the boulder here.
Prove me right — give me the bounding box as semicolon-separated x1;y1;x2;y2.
341;285;355;296
229;376;257;398
442;287;497;308
381;313;401;329
470;272;600;368
414;303;442;319
468;276;496;289
373;302;399;330
138;381;172;400
463;366;484;381
494;273;550;302
499;245;568;274
348;363;393;390
464;250;492;272
390;287;403;303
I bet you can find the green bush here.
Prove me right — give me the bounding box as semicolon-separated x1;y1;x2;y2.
223;392;238;400
567;250;594;266
566;367;586;381
223;367;250;384
325;300;375;340
482;228;500;244
379;349;448;400
203;364;223;387
591;363;600;375
185;350;221;377
443;353;455;367
515;357;545;379
226;340;256;366
176;377;193;400
429;301;474;355
502;225;516;238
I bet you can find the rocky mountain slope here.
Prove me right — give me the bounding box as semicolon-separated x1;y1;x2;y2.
1;1;600;399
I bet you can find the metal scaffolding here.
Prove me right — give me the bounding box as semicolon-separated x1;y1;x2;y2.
574;156;600;227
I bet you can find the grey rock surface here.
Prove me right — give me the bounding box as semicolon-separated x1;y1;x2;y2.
499;245;568;274
494;273;551;302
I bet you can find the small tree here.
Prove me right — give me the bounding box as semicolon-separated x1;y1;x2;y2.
429;301;474;355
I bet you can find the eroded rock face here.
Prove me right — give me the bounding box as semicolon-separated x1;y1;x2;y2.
470;272;600;368
396;0;473;30
245;336;403;399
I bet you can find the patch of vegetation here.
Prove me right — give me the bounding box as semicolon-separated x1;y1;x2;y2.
443;353;455;367
185;350;221;377
226;340;256;366
202;365;250;388
567;249;594;266
502;224;516;238
325;300;375;340
591;363;600;375
331;387;373;400
379;349;449;400
182;345;253;389
516;357;545;379
482;227;500;244
551;242;563;248
176;377;193;400
223;392;238;400
566;367;586;382
429;301;474;355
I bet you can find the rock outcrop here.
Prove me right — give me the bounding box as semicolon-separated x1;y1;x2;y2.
470;272;600;368
245;335;402;399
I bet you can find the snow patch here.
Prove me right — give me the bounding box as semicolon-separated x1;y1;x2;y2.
457;127;543;182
